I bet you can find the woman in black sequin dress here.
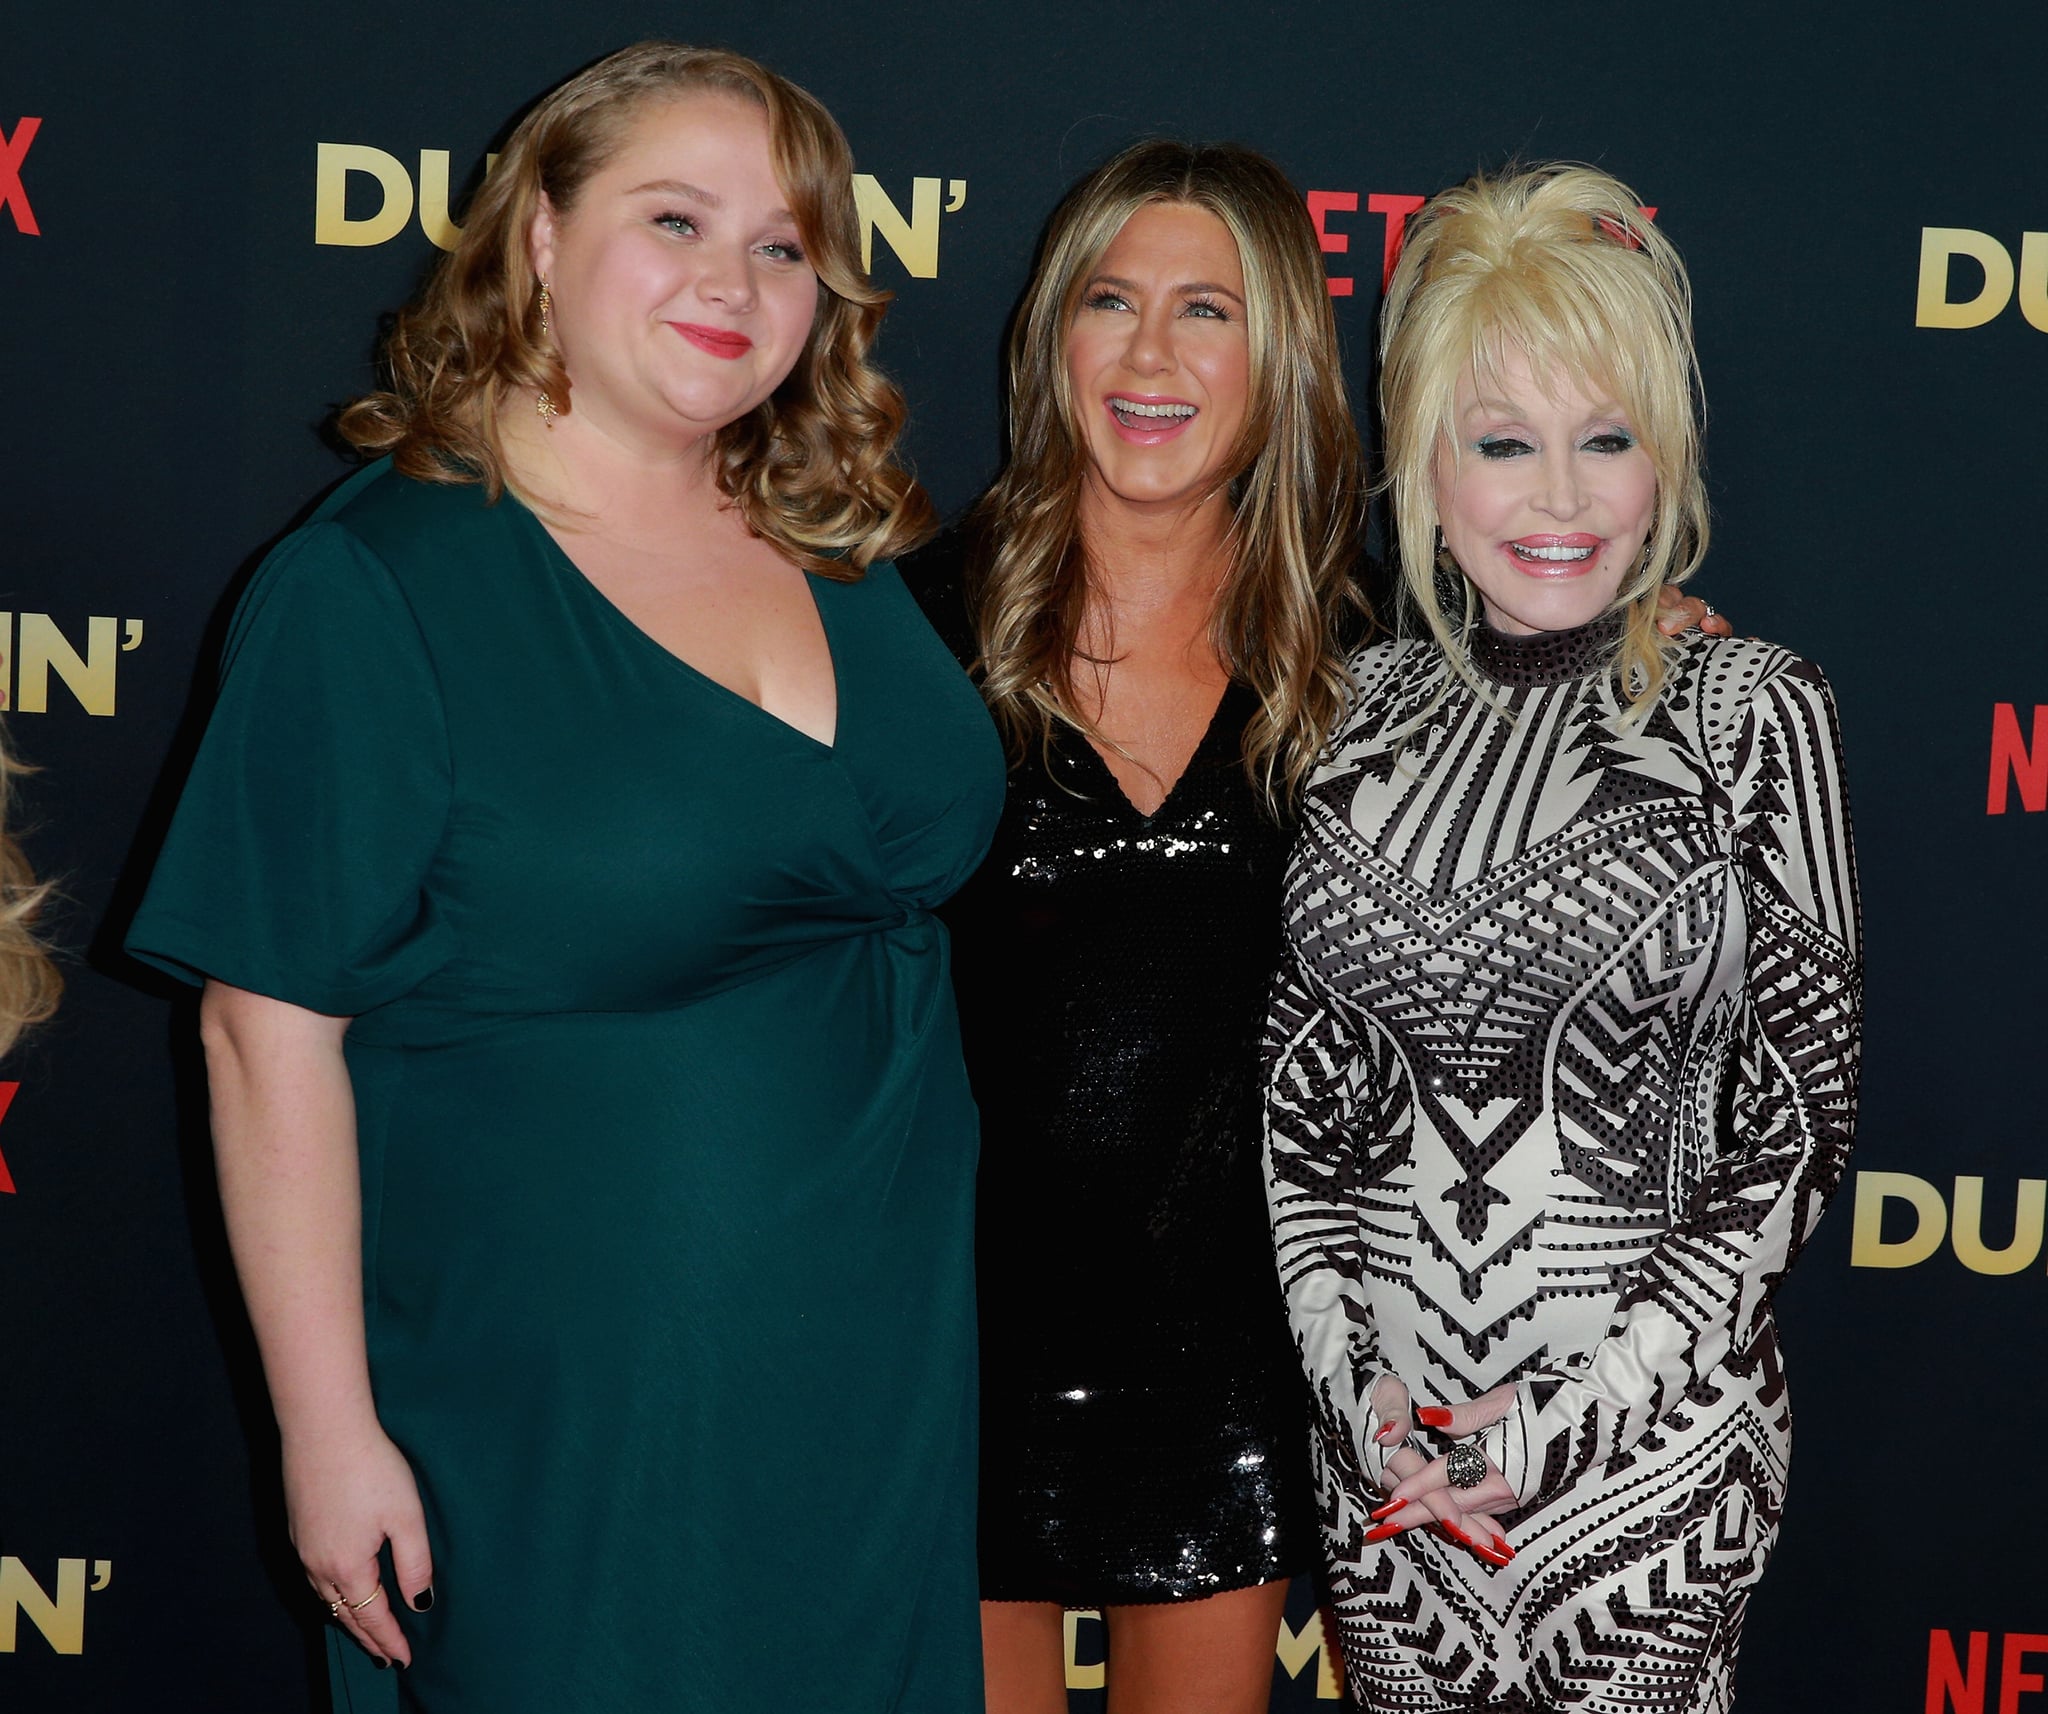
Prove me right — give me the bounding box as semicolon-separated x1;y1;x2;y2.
903;142;1366;1714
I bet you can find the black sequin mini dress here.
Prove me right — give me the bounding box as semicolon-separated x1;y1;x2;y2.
905;537;1316;1607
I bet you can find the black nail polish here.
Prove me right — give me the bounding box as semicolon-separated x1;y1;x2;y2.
372;1657;389;1670
411;1588;435;1612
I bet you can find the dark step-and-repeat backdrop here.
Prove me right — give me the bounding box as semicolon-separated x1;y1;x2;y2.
3;4;2042;1710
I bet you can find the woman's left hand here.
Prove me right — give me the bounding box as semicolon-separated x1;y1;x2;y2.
1368;1382;1521;1565
1655;586;1733;637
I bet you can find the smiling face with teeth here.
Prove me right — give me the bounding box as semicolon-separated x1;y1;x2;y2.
1064;200;1252;522
1433;343;1658;637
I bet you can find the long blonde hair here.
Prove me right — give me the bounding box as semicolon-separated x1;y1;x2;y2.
0;735;59;1056
968;140;1366;810
1379;163;1709;709
338;41;931;575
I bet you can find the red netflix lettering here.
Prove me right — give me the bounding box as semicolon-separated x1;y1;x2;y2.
1368;192;1426;287
2003;1636;2048;1714
1306;191;1358;297
1987;703;2048;814
1306;191;1663;300
0;1081;17;1194
0;118;41;237
1930;1631;1990;1714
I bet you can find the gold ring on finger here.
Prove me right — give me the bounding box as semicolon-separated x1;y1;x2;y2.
348;1585;384;1611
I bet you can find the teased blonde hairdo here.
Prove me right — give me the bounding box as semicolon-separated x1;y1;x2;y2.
969;140;1366;810
1378;163;1708;711
338;41;931;575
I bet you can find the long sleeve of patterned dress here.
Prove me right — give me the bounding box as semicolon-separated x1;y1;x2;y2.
1265;947;1406;1497
1482;656;1863;1511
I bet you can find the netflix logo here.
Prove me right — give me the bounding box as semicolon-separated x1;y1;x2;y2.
1928;1630;2048;1714
1989;704;2046;814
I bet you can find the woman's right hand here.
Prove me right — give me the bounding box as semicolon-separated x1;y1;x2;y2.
200;983;432;1664
283;1419;434;1669
1371;1441;1512;1569
1364;1380;1518;1570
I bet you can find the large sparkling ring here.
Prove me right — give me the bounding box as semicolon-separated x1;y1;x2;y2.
1444;1441;1489;1489
1702;603;1719;618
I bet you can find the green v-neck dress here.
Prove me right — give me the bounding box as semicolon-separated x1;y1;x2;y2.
127;460;1004;1712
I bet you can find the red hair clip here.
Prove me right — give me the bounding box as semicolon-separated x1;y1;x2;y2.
1594;214;1645;250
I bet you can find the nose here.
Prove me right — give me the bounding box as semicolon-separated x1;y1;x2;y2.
1532;444;1588;520
696;239;758;313
1121;303;1176;376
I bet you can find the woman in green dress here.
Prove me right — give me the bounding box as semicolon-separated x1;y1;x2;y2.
127;42;1001;1712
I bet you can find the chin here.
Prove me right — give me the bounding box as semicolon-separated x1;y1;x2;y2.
1525;580;1629;631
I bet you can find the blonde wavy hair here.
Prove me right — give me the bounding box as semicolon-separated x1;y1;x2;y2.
338;41;931;575
0;735;60;1057
1379;163;1708;712
967;140;1366;810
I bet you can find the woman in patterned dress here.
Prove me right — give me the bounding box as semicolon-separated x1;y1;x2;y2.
1263;163;1861;1712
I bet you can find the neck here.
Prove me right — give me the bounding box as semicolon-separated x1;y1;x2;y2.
499;398;724;532
1074;478;1233;626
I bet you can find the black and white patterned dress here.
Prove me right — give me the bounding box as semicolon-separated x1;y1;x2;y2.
1264;615;1861;1713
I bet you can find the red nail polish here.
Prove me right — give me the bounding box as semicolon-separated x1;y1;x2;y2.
1370;1496;1409;1521
1365;1522;1404;1543
1374;1421;1401;1443
1492;1535;1514;1559
1415;1406;1454;1429
1438;1519;1472;1545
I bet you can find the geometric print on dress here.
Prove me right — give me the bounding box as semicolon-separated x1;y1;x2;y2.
1265;626;1861;1713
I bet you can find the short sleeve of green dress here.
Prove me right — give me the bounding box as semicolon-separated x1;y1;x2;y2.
130;486;455;1012
128;461;1004;1714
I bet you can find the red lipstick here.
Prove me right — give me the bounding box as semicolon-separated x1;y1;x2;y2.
669;322;753;360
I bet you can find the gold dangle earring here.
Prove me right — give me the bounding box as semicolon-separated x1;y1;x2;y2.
535;280;559;423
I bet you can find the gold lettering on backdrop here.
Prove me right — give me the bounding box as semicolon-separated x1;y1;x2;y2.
1949;1177;2047;1275
1916;227;2016;328
852;174;956;278
0;616;143;715
1063;1610;1104;1691
0;1556;109;1655
314;142;414;247
1849;1172;2048;1273
1275;1608;1344;1698
12;614;123;716
316;148;940;262
1848;1171;1948;1268
416;149;463;251
1060;1603;1341;1695
416;152;499;252
2018;232;2048;332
